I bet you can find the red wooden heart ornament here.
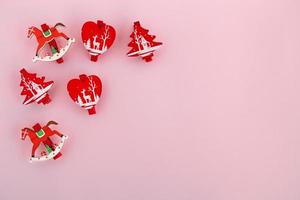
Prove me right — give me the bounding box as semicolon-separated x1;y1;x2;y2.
81;20;116;62
67;74;102;115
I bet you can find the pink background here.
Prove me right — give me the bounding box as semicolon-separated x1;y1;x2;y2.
1;0;300;199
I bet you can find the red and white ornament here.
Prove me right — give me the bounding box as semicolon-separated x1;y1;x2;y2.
21;121;68;162
27;23;75;63
81;20;116;62
127;21;162;62
20;68;54;105
67;74;102;115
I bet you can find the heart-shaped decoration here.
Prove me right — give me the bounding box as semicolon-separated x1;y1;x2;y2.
81;20;116;62
67;74;102;115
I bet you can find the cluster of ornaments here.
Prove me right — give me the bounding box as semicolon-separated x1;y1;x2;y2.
28;20;162;63
20;20;162;163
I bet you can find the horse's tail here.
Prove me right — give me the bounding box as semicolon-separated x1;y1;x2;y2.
46;120;58;127
54;23;66;28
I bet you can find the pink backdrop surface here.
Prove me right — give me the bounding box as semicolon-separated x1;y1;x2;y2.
1;0;300;199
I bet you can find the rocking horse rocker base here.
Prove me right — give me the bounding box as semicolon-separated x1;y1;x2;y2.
32;38;75;63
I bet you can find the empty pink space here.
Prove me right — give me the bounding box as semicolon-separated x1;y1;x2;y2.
0;0;300;199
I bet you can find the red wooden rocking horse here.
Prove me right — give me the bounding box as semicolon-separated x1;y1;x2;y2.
27;23;75;63
21;120;68;162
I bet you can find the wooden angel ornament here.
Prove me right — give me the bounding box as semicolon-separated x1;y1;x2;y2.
20;68;54;105
27;23;75;63
127;21;162;62
81;20;116;62
21;121;68;162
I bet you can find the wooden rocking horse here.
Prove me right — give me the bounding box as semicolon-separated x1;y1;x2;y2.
21;120;68;162
27;23;75;63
